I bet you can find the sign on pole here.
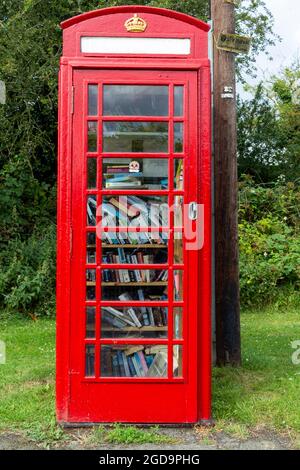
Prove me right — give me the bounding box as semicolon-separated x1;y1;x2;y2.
224;0;241;6
216;33;251;54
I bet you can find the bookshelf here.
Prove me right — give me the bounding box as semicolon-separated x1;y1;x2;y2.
101;282;168;287
102;244;166;249
102;326;168;332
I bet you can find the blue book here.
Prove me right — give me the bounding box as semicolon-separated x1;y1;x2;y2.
106;173;143;181
145;354;155;368
117;248;126;263
117;351;126;377
134;352;145;377
127;356;137;377
122;353;130;377
112;353;120;377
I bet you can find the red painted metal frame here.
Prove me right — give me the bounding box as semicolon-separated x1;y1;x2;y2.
57;6;211;424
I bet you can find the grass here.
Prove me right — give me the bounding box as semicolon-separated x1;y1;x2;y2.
93;424;173;445
0;304;299;446
213;305;300;434
0;314;55;432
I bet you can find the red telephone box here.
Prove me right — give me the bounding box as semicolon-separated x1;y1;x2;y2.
57;6;211;425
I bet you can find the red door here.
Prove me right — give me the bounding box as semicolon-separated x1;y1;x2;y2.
69;69;200;423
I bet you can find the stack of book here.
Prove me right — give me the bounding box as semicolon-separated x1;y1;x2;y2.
102;232;168;245
104;163;144;189
101;345;168;378
102;304;168;329
102;194;169;228
102;268;168;284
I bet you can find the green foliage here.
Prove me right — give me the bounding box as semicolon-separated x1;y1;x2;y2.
238;64;300;183
235;0;279;81
0;1;280;316
237;84;287;182
239;177;300;307
0;224;56;315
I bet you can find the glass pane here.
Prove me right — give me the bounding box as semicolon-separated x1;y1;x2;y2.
174;86;184;116
102;269;168;284
103;122;168;153
87;196;97;226
174;123;183;153
101;231;168;246
87;158;97;189
86;269;96;301
88;121;97;152
86;307;96;338
87;232;96;264
101;345;168;378
85;345;95;377
174;270;183;301
173;345;183;377
102;245;168;265
174;232;183;264
174;159;184;190
103;158;168;190
88;84;98;116
103;85;169;116
101;307;168;339
174;196;183;228
173;308;183;339
102;195;169;227
102;278;168;302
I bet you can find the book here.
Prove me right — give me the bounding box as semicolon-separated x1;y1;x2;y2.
102;311;128;329
112;353;120;377
117;351;126;377
146;352;168;378
109;198;140;218
145;354;155;368
102;307;135;327
106;181;143;188
127;356;137;377
122;352;130;377
124;345;145;356
137;351;149;374
137;289;150;326
131;354;143;377
133;352;146;377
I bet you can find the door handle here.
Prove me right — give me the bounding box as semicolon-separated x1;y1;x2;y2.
188;202;198;220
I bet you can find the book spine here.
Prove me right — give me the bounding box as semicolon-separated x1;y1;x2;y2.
122;352;130;377
137;351;149;374
127;307;142;328
112;353;120;377
133;352;145;377
117;351;126;377
127;356;137;377
131;355;142;377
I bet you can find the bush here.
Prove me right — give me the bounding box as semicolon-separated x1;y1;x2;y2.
0;224;56;316
239;177;300;307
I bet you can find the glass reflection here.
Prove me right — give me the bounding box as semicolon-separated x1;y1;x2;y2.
103;85;169;116
103;122;169;153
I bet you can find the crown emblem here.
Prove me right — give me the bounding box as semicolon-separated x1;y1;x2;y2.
125;14;147;33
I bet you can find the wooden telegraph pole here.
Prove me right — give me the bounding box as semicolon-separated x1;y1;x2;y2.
211;0;243;366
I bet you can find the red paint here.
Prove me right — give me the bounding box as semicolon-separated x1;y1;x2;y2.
57;6;211;424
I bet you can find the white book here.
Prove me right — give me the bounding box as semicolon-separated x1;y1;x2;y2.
127;308;142;328
102;307;135;327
